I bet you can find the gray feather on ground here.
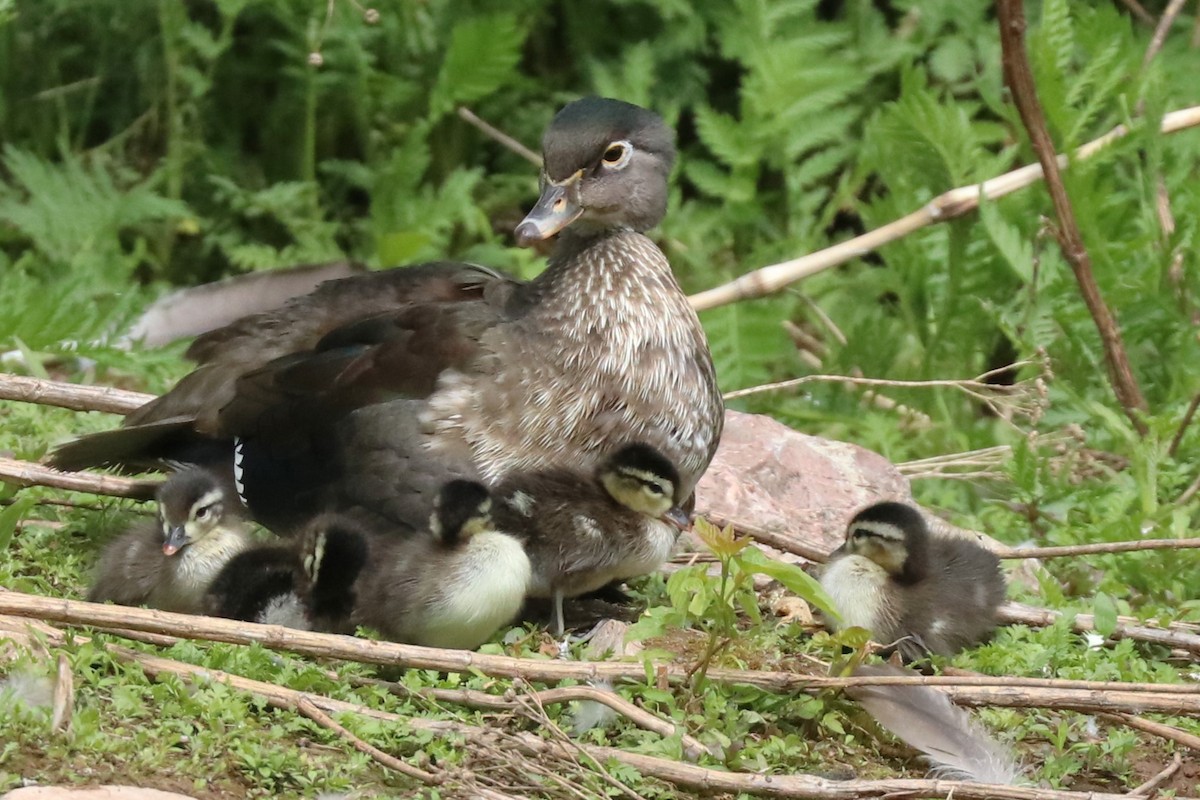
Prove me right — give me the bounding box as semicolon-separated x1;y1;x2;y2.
847;663;1022;785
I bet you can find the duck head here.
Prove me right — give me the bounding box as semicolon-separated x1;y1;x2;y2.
157;469;231;557
516;97;676;245
598;443;690;531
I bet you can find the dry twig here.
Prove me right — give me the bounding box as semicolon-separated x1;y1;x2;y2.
0;457;158;500
998;601;1200;656
294;695;440;785
724;360;1047;430
0;372;152;415
4;591;1200;714
994;538;1200;560
1131;752;1185;794
997;0;1148;433
458;106;542;166
5;614;1160;800
687;105;1200;312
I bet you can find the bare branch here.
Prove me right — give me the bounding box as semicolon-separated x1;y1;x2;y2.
1117;0;1157;26
1142;0;1190;68
1169;392;1200;457
995;537;1200;560
0;372;152;415
294;696;441;785
4;591;1200;709
997;0;1148;432
458;107;542;166
0;457;158;500
688;106;1200;311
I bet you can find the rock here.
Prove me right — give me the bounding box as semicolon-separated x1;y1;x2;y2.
2;789;196;800
694;410;910;561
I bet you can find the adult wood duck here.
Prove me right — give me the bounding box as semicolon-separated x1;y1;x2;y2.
87;469;253;614
819;502;1006;661
493;443;690;635
52;97;723;534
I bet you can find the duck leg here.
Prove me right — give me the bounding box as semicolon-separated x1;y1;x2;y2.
552;590;566;637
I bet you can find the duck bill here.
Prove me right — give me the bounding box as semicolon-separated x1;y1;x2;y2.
514;179;583;246
162;526;188;557
662;507;692;532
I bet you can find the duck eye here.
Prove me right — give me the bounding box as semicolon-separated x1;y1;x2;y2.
602;142;629;166
194;505;213;521
643;482;665;496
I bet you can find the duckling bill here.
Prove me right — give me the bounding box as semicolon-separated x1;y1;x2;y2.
820;501;1005;660
87;469;252;614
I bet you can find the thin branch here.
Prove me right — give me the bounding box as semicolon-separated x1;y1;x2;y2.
724;361;1047;433
1176;471;1200;506
1131;752;1184;795
294;696;441;785
1168;392;1200;457
2;616;1196;800
457;106;541;166
424;683;715;761
0;457;159;500
998;602;1200;655
1142;0;1190;68
4;591;1200;712
1110;714;1200;754
1118;0;1157;26
994;537;1200;560
687;105;1200;311
997;0;1148;433
0;372;152;415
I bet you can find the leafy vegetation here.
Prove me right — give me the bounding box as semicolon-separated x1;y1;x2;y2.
3;0;1200;796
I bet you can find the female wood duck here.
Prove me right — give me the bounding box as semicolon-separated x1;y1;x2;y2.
819;502;1006;661
87;469;252;614
494;443;690;635
301;480;532;649
51;98;723;536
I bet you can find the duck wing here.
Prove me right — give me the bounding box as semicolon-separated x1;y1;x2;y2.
50;262;517;473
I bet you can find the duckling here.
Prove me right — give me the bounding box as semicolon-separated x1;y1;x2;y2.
343;480;532;649
87;469;252;614
493;443;690;635
202;513;372;630
202;544;308;628
819;501;1005;660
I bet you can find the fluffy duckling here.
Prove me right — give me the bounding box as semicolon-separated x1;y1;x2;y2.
820;502;1005;660
342;480;532;649
493;443;690;635
202;513;371;630
88;469;252;614
202;544;308;628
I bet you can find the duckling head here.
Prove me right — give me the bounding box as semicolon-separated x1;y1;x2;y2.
515;97;675;245
599;444;691;531
156;469;232;557
842;501;931;585
430;480;496;546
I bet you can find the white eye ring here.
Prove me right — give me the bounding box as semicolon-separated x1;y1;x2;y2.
601;140;632;169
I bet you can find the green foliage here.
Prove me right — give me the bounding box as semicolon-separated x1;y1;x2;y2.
4;0;1200;794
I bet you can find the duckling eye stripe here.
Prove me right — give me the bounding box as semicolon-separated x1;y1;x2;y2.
189;489;225;518
849;520;904;541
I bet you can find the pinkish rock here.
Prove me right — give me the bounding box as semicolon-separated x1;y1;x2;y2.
3;790;196;800
694;410;910;561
